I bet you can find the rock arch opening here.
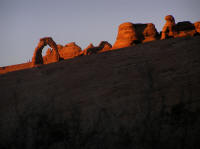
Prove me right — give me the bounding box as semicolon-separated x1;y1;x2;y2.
32;37;60;66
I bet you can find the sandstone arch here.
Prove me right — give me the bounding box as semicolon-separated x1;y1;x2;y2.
32;37;60;66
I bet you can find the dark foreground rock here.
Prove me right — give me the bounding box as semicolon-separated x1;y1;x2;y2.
0;36;200;149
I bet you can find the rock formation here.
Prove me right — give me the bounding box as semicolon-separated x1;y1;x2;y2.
43;48;53;64
174;21;196;37
112;22;138;49
79;41;112;56
79;43;95;56
58;42;82;59
1;15;200;75
161;15;197;39
142;23;159;42
134;23;158;43
1;36;200;148
194;21;200;34
97;41;112;53
161;15;176;39
32;37;60;66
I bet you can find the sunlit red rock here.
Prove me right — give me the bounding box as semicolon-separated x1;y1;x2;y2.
161;15;176;39
194;21;200;34
58;42;82;59
112;22;138;49
43;48;53;64
32;37;60;66
142;23;158;42
57;44;64;50
1;15;200;75
78;43;94;56
161;15;196;39
134;23;158;43
97;41;112;53
174;21;196;37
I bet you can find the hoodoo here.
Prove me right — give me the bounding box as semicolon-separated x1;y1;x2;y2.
161;15;176;39
112;22;138;49
161;15;196;39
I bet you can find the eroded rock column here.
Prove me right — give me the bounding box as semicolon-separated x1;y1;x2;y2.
112;22;138;49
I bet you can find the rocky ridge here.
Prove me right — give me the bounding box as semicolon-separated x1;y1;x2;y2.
0;15;199;74
0;36;200;149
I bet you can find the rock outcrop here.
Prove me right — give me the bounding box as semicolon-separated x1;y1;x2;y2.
97;41;112;53
161;15;176;39
58;42;82;59
79;41;112;56
142;23;159;42
1;36;200;148
112;22;138;49
194;21;200;34
78;43;95;56
174;21;196;37
32;37;60;66
135;23;159;43
161;15;197;39
1;15;200;75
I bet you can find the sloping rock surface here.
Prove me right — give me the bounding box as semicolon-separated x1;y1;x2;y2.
0;36;200;149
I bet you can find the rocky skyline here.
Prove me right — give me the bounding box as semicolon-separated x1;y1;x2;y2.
0;0;199;66
0;15;199;74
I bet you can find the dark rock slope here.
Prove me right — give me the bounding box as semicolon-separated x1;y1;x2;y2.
0;36;200;149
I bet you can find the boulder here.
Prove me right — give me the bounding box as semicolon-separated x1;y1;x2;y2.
58;42;82;59
112;22;138;49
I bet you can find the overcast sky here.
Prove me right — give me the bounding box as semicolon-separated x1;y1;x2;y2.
0;0;199;66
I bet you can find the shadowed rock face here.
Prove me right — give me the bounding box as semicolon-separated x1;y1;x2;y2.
174;21;196;37
79;41;112;56
135;23;159;43
32;37;60;66
143;23;159;42
113;22;159;50
0;36;200;149
58;42;82;59
112;22;138;49
78;43;95;56
97;41;112;53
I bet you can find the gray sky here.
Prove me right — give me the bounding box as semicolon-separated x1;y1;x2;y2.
0;0;199;66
